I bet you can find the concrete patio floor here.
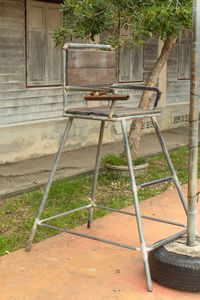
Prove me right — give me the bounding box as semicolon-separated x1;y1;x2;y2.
1;181;200;300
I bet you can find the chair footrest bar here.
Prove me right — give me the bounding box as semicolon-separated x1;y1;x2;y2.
94;205;186;228
147;229;187;252
39;204;92;224
40;223;141;251
137;176;173;189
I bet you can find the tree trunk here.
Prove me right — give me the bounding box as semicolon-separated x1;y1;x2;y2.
127;35;177;158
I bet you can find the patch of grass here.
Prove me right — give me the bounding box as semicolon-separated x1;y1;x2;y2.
0;145;199;256
101;152;146;166
101;153;127;166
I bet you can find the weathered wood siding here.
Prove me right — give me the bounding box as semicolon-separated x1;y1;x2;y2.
0;0;191;127
66;49;116;86
0;0;63;125
115;39;159;110
167;31;191;104
119;45;143;83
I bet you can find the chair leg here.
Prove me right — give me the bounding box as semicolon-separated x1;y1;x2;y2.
87;121;105;228
121;119;153;292
25;117;73;251
151;116;187;214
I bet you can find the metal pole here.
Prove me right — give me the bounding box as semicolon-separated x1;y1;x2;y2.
63;47;67;110
151;116;187;214
87;121;105;228
121;119;152;292
63;43;113;50
25;118;73;251
187;0;200;246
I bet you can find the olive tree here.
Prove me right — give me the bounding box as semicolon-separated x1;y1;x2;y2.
54;0;192;157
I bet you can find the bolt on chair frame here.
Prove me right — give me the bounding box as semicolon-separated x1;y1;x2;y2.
26;43;188;292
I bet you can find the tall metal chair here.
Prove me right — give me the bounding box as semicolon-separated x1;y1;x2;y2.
26;43;187;292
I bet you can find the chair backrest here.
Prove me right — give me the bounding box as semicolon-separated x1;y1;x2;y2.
62;43;161;112
65;48;116;86
63;43;116;87
62;43;118;111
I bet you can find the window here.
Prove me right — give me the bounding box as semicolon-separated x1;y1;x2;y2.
26;0;62;86
119;45;143;82
178;30;191;80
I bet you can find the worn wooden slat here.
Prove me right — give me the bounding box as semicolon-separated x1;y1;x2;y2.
0;95;62;108
66;106;160;118
0;17;24;27
0;58;24;67
66;49;116;85
0;102;62;117
0;82;26;91
0;110;62;125
167;97;189;103
67;49;116;68
67;68;115;86
167;82;190;90
0;48;24;59
0;88;63;100
0;74;25;83
84;94;129;101
0;27;24;38
0;66;25;74
0;36;24;45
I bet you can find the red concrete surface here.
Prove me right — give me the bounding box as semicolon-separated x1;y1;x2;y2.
1;182;200;300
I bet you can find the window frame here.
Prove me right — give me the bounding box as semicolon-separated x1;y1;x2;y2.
25;0;63;88
177;30;191;81
118;45;144;83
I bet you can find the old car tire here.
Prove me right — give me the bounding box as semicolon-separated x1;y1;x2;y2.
148;246;200;291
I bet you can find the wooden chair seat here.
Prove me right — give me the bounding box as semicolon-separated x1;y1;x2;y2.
65;106;161;118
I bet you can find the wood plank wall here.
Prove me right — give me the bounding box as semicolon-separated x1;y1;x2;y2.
167;33;190;104
0;0;63;125
115;39;159;109
0;0;190;127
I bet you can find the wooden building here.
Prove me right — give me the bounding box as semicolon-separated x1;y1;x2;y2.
0;0;191;163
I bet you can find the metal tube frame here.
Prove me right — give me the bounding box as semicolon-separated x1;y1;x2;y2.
63;43;113;50
63;112;161;122
151;116;188;215
26;113;188;291
121;119;152;291
37;203;186;228
187;0;200;246
88;121;105;228
25;117;73;251
93;205;186;228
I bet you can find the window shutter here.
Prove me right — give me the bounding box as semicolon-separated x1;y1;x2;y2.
119;45;143;82
27;2;46;85
27;0;62;86
178;30;191;80
46;5;62;84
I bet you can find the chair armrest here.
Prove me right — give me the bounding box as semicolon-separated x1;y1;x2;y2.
110;84;162;109
64;85;112;93
84;94;129;101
